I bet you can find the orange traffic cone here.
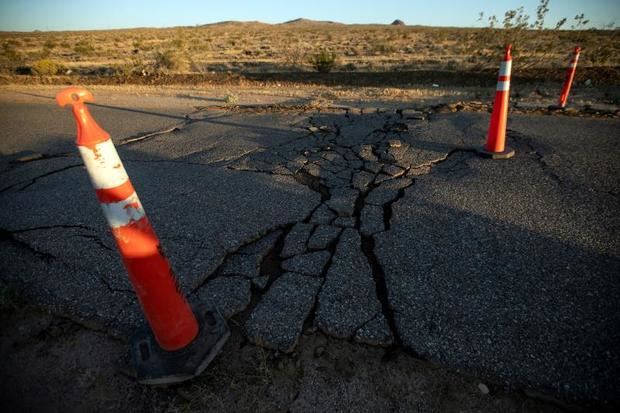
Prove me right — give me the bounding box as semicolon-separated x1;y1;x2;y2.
478;44;515;160
558;46;581;109
56;87;229;384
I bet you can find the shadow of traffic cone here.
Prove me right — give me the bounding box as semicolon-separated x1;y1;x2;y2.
557;46;581;109
56;87;229;385
478;45;515;160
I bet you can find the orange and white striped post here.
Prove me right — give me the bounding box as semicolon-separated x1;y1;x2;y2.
56;87;229;384
478;44;515;160
558;46;581;109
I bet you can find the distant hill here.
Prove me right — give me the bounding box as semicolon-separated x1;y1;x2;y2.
196;19;412;28
199;20;268;27
280;18;343;26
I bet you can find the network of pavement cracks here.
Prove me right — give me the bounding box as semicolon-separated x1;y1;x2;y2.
0;93;618;405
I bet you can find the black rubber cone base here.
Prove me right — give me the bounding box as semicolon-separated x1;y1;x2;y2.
477;146;515;160
130;305;230;385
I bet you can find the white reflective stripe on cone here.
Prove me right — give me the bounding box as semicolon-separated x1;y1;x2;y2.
78;140;129;190
499;61;512;77
496;81;510;91
100;192;145;228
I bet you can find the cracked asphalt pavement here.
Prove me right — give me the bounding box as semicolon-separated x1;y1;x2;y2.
0;90;618;404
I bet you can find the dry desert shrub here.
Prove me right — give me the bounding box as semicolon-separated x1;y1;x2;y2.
0;12;617;78
43;39;56;49
31;59;60;75
0;42;24;73
284;46;309;69
154;49;188;72
73;39;95;55
308;50;337;73
224;92;239;105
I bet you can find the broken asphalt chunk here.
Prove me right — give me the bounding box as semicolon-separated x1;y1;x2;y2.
360;205;385;236
220;253;262;279
315;229;383;338
354;313;394;347
326;188;358;217
282;251;331;276
352;171;376;190
238;230;282;257
281;223;314;258
366;178;412;206
308;225;342;250
195;276;251;318
310;204;337;225
244;273;322;353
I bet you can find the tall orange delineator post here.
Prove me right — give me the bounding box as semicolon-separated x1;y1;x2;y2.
558;46;581;109
56;87;229;385
478;44;515;160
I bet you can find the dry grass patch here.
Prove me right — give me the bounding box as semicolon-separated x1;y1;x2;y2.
0;22;617;80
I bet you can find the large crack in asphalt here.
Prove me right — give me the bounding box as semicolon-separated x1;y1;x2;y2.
0;163;82;193
0;225;134;297
0;227;56;262
118;124;185;145
2;105;481;355
217;109;483;353
506;130;615;198
359;235;400;345
5;101;618;402
235;227;290;319
507;129;565;187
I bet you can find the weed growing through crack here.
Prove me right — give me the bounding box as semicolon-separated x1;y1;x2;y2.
257;347;272;385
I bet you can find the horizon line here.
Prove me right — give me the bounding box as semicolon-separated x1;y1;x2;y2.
1;17;616;33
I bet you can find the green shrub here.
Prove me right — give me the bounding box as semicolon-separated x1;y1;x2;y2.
0;43;23;74
170;38;185;48
370;41;396;54
224;92;239;105
1;42;20;58
43;39;56;49
37;47;52;59
113;57;146;78
74;40;95;54
5;39;21;47
31;59;60;75
308;50;337;73
153;49;187;72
